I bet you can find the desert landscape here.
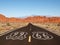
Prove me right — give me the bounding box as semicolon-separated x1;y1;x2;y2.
0;14;60;36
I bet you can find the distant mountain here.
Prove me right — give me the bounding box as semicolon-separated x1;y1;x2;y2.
0;14;60;23
0;14;7;22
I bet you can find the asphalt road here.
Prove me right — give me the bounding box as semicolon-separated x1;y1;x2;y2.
0;23;60;45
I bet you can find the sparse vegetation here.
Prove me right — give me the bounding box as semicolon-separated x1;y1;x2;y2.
33;23;60;36
0;22;28;35
6;23;11;26
57;23;60;26
0;22;60;36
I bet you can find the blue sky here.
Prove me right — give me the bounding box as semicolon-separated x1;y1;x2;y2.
0;0;60;17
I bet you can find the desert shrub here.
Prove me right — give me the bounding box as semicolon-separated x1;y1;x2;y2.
57;23;60;26
6;23;11;26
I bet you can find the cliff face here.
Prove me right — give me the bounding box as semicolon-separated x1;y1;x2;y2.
0;14;7;22
0;14;24;22
23;16;60;23
0;14;60;23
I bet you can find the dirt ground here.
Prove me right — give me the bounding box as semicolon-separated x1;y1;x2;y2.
0;22;60;36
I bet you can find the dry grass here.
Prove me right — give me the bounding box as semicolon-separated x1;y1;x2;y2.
32;23;60;36
0;22;60;36
0;22;28;35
